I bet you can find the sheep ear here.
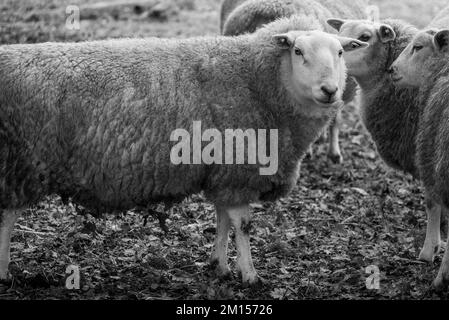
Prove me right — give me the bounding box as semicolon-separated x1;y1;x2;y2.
433;30;449;52
272;34;294;49
378;24;396;43
338;37;369;52
327;18;346;32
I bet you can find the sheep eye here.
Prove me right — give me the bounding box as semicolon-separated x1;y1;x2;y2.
338;49;343;57
359;34;371;42
295;48;303;56
412;45;424;53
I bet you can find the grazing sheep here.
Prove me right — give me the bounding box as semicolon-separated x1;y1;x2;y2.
328;18;449;289
220;0;369;164
389;23;449;291
221;0;369;36
0;15;367;285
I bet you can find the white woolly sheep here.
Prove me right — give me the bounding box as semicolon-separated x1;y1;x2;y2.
388;9;449;290
220;0;369;164
328;18;449;290
0;15;367;285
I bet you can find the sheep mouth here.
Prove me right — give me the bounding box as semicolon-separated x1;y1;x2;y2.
314;98;339;107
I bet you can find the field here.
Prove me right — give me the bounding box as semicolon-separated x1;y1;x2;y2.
0;0;448;300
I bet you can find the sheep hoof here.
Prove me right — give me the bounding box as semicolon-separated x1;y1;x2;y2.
419;252;435;263
433;273;448;292
210;260;232;279
240;271;261;288
419;244;440;263
242;275;265;289
328;153;343;164
0;272;12;287
216;269;233;280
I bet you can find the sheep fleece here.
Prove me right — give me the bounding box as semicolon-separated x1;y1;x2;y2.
358;20;420;177
0;17;332;211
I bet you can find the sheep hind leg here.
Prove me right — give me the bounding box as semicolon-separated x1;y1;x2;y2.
227;204;259;286
327;111;343;164
419;196;442;263
433;205;449;291
0;209;20;281
210;205;231;278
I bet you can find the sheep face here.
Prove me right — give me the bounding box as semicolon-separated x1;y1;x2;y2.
327;19;396;80
272;30;367;110
390;29;449;88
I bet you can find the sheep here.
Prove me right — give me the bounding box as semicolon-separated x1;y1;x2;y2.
388;22;449;291
221;0;369;36
389;4;449;88
0;15;367;285
219;0;369;164
327;18;449;289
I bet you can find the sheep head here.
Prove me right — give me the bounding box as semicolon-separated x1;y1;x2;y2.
327;19;396;81
272;30;367;112
390;29;449;88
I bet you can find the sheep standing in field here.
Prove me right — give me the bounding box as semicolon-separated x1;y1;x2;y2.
0;16;367;285
389;23;449;291
328;18;449;289
220;0;369;164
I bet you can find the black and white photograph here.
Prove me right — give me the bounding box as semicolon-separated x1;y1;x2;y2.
0;0;449;305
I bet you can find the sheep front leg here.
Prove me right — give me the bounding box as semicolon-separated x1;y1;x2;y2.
419;196;442;263
0;210;19;281
327;111;343;164
211;205;231;278
433;205;449;291
227;204;258;285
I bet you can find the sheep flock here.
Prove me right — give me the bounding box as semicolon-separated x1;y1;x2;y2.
1;0;449;300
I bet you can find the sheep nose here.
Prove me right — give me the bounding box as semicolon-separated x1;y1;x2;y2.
321;85;338;99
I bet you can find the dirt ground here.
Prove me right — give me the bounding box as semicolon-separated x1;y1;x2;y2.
1;0;449;300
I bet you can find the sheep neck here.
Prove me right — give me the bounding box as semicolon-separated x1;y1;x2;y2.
358;76;421;177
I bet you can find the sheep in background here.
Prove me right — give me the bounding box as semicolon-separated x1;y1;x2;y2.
388;15;449;291
220;0;369;164
0;15;367;285
328;18;449;290
220;0;245;33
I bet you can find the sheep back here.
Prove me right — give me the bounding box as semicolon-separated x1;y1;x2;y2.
0;16;330;211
